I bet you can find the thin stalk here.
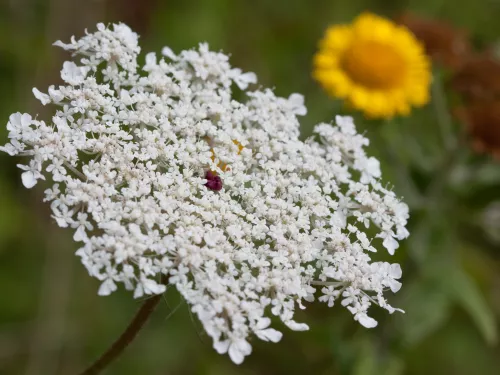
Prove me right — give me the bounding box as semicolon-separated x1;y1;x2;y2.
379;120;424;208
432;74;456;152
78;290;164;375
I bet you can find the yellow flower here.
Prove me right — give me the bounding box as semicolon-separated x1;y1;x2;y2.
313;13;431;119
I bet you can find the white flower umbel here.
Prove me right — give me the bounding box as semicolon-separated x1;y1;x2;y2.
1;23;409;364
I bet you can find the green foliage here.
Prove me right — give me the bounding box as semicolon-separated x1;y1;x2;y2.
448;265;497;345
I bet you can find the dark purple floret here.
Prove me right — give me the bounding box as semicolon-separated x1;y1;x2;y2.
205;170;223;191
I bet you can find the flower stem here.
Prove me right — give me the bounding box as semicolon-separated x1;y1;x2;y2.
78;292;164;375
432;74;456;152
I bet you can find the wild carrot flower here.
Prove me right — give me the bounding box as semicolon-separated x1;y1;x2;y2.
313;13;431;119
2;23;409;364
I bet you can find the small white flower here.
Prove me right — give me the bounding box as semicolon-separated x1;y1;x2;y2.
229;68;257;90
98;278;118;296
253;317;283;342
285;320;310;331
7;112;32;134
356;313;378;328
60;61;90;85
381;232;400;255
161;46;177;60
21;171;38;188
48;86;64;103
228;339;252;365
318;286;340;307
283;93;307;116
17;160;44;188
33;88;51;105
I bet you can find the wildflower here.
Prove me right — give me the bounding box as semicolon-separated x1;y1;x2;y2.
396;12;471;70
1;23;409;364
454;100;500;158
451;55;500;100
313;12;431;119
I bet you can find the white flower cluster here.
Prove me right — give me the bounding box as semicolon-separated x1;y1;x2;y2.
1;23;409;364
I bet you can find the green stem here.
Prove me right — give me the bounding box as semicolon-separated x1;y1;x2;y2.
379;120;423;208
432;72;456;152
78;291;164;375
410;72;465;263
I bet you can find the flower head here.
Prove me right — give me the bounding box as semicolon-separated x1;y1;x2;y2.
313;13;431;119
2;23;409;364
451;55;500;101
454;100;500;158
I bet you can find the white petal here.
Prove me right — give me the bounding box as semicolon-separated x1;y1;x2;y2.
228;340;252;365
255;317;271;330
8;113;22;130
133;284;144;299
383;235;399;255
21;171;37;188
48;86;64;102
142;278;166;295
145;52;157;68
256;328;283;343
113;23;138;47
32;88;51;105
357;314;378;328
61;61;89;85
53;216;69;228
389;280;402;293
235;72;257;89
53;40;73;50
161;46;177;60
0;144;19;156
389;263;402;279
366;157;381;178
284;320;309;331
213;340;229;354
228;345;244;365
98;279;117;296
288;93;307;116
73;226;87;242
21;113;32;128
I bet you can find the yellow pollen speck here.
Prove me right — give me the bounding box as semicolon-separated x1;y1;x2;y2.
233;140;244;155
207;138;244;173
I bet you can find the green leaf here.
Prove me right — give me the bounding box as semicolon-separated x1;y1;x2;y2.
448;268;498;345
399;276;452;346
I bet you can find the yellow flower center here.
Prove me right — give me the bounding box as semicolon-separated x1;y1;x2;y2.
342;41;407;89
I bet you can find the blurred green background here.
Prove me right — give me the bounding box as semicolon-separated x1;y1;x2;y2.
1;0;500;374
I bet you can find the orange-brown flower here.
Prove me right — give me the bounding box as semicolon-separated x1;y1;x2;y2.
455;101;500;158
451;55;500;101
396;12;471;70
